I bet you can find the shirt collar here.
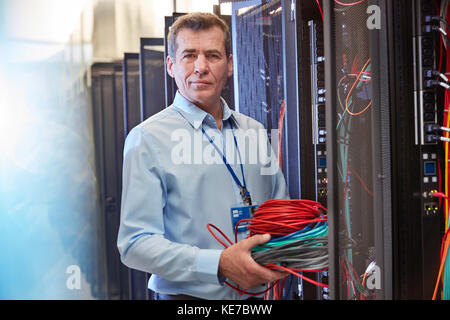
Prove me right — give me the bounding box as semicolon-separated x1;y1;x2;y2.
172;91;239;130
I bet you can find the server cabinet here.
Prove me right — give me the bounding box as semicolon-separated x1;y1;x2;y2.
230;0;299;195
91;62;130;300
324;0;447;300
140;38;166;120
123;54;142;134
389;0;446;299
324;0;393;300
297;1;329;300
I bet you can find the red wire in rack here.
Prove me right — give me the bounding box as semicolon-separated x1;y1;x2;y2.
315;0;324;21
334;0;366;6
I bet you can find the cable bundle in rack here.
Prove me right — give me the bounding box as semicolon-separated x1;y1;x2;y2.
207;198;328;298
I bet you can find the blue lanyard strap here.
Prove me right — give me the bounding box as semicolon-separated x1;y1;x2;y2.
201;119;251;205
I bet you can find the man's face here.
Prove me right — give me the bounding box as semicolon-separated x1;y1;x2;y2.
167;26;233;109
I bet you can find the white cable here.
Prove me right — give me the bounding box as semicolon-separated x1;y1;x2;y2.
426;80;450;89
441;0;449;49
439;72;449;83
441;126;450;133
439;81;450;89
364;261;377;275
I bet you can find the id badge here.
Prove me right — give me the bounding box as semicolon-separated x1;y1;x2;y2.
230;204;258;242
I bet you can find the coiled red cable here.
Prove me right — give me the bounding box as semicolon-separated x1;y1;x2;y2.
207;199;329;298
244;199;327;237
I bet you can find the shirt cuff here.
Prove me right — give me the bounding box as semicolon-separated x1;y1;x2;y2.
217;274;227;286
195;249;224;285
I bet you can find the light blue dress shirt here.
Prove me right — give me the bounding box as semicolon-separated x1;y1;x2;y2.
117;92;289;300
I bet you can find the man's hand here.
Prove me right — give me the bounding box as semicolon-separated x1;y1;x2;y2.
218;234;287;290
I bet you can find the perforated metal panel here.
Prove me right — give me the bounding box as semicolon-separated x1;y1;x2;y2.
324;0;392;300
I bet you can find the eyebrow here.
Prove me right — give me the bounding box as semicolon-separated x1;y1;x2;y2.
181;49;196;55
181;49;223;56
205;50;223;56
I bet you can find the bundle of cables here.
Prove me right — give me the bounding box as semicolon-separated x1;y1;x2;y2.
207;199;328;298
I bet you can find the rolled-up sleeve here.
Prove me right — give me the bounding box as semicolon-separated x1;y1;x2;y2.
117;126;222;284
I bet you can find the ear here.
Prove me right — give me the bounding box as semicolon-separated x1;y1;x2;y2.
166;55;175;78
227;54;233;78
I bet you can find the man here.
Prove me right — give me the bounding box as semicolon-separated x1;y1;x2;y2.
117;12;288;300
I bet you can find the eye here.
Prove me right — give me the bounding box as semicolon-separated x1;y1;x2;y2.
182;53;196;60
207;54;220;59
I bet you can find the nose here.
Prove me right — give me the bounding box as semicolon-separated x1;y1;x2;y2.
194;54;209;76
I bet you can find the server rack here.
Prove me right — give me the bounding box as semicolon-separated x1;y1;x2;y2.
389;0;446;299
324;0;393;300
324;0;447;300
296;1;329;300
123;54;142;134
91;62;130;300
230;0;295;194
139;38;166;120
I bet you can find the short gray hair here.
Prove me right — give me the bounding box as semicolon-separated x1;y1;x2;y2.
167;12;231;59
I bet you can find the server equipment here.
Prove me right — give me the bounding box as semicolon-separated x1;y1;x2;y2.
139;38;166;119
324;0;449;300
89;0;450;301
91;62;130;300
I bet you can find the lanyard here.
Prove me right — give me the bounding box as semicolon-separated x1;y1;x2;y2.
201;119;252;206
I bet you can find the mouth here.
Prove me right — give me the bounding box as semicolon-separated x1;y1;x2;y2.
190;80;212;85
